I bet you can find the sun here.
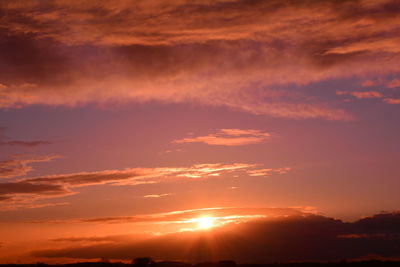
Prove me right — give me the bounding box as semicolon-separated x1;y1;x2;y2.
197;217;215;229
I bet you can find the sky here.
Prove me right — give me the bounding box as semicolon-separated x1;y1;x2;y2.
0;0;400;263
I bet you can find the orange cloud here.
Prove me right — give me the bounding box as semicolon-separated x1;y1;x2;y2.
31;207;313;225
0;154;60;179
383;98;400;104
386;78;400;88
0;157;290;210
31;211;400;262
361;80;376;87
173;129;270;146
143;194;172;198
336;90;383;99
351;91;384;99
247;167;291;177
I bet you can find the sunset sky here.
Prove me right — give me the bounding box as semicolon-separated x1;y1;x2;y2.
0;0;400;263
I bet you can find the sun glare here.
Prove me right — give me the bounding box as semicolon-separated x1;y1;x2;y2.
197;217;215;229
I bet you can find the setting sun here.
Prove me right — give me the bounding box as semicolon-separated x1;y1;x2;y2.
1;0;399;264
197;217;215;229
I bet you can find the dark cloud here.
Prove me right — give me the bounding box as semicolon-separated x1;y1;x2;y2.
0;127;52;147
32;212;400;262
50;234;148;244
0;140;52;147
0;181;66;196
2;1;400;119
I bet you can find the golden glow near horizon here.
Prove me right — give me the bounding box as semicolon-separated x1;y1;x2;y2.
197;217;215;229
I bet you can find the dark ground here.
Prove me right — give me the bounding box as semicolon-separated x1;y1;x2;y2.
1;259;400;267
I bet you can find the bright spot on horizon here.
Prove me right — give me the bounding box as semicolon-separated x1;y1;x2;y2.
197;217;215;229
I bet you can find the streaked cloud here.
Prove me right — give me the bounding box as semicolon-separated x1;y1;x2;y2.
0;154;60;179
360;80;376;87
336;90;383;99
247;167;291;177
0;201;69;212
173;129;270;146
30;207;312;225
386;78;400;88
0;157;289;210
0;128;51;147
143;194;172;199
383;98;400;104
337;89;400;105
0;140;51;147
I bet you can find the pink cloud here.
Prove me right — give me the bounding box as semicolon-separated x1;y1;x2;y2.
351;91;383;99
173;129;270;146
336;90;383;99
2;1;400;120
0;156;290;210
383;98;400;104
0;154;60;179
386;78;400;88
361;80;376;87
143;193;172;198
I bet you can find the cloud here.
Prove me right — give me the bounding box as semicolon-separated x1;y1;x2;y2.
0;154;60;179
336;90;383;99
386;78;400;88
23;163;258;186
383;98;400;104
28;207;308;226
351;91;384;99
361;80;377;87
337;89;400;105
3;1;400;119
143;194;172;199
247;167;291;177
0;158;289;209
0;140;52;147
173;129;270;146
0;127;52;147
31;211;400;262
49;235;147;244
0;201;69;212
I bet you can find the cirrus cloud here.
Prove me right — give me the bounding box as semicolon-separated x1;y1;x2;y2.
173;129;271;146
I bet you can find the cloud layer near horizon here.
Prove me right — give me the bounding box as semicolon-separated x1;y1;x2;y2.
32;211;400;263
1;0;400;119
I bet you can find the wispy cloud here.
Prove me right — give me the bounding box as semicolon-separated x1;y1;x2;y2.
0;140;51;147
0;154;60;179
30;207;313;225
143;193;172;198
383;98;400;104
337;90;400;105
386;78;400;88
247;167;291;177
0;127;52;147
336;90;383;99
0;157;290;210
173;129;270;146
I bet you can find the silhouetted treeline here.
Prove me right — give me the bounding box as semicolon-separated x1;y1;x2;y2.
1;259;400;267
